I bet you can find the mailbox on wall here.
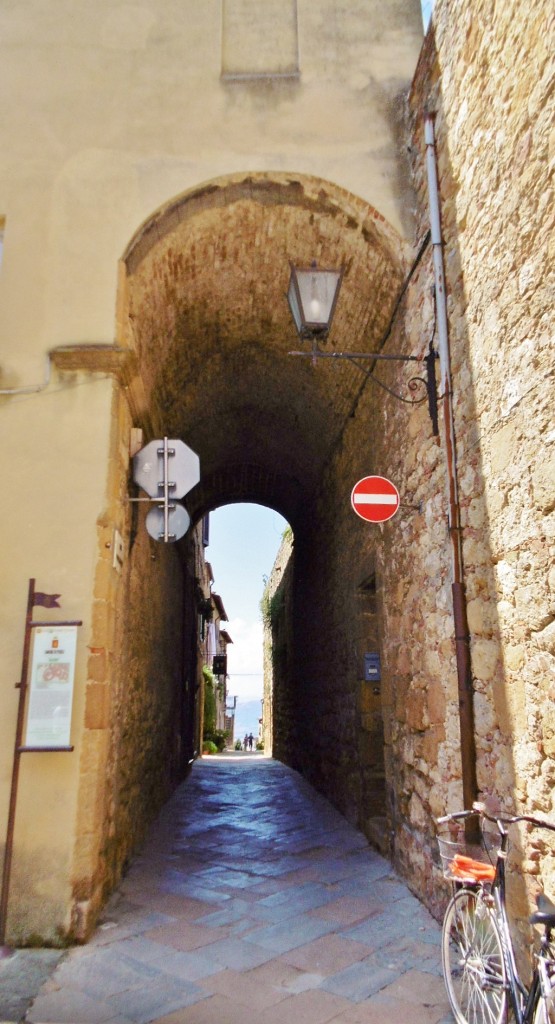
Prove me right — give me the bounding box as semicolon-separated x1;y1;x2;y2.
363;652;381;683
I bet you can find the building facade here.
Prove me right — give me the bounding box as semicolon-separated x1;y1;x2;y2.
0;0;553;944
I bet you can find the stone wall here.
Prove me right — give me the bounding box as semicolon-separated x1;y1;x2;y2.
262;326;455;910
270;0;554;925
69;388;202;941
261;531;294;756
405;0;555;921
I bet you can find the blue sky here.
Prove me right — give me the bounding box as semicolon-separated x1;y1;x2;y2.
421;0;433;30
206;503;288;705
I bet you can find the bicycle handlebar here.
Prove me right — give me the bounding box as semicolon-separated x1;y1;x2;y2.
436;803;555;834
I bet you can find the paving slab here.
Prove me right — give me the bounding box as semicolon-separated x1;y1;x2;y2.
0;950;65;1024
0;755;454;1023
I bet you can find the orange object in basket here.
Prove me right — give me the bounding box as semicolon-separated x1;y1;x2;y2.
449;853;495;881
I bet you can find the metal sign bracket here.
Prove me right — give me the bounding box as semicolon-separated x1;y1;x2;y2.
131;436;200;543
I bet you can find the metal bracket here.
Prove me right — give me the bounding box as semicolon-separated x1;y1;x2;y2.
399;501;424;514
131;436;198;543
289;341;439;436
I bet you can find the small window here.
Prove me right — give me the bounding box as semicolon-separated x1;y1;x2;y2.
202;514;210;547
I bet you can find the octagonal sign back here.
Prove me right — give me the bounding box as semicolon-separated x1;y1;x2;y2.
133;439;200;499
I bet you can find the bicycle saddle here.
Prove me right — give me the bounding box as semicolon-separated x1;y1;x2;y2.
529;892;555;927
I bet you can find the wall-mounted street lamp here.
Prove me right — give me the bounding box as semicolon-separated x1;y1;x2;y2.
287;258;439;435
287;262;344;341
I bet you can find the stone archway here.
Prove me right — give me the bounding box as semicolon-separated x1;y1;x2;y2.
119;171;411;529
74;170;417;939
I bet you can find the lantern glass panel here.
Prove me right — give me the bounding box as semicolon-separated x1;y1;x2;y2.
287;273;303;334
295;268;341;330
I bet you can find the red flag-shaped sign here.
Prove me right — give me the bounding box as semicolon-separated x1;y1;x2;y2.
34;592;61;608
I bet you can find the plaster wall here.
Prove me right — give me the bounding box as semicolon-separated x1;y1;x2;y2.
0;0;422;380
0;373;113;941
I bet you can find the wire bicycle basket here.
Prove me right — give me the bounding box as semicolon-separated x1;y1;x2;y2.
437;822;501;883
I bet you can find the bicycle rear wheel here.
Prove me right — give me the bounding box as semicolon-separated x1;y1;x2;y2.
533;1000;554;1024
533;980;555;1023
442;887;508;1024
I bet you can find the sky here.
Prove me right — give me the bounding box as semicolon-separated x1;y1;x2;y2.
421;0;433;31
206;503;288;711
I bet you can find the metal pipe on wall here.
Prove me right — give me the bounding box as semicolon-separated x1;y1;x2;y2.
424;113;478;811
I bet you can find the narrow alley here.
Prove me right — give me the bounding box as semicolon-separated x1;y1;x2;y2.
12;756;451;1024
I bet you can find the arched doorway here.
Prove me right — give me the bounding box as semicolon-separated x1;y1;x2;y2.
119;171;409;530
75;170;414;938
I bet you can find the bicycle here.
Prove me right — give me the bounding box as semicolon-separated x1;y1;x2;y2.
436;803;555;1024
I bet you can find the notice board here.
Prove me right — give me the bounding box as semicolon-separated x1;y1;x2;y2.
24;626;77;748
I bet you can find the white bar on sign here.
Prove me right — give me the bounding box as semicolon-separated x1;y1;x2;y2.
354;494;398;505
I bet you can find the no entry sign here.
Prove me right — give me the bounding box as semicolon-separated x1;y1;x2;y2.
351;475;400;523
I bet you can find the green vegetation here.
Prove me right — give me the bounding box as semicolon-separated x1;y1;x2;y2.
260;586;285;627
202;665;217;737
260;591;271;625
211;729;228;752
202;666;228;752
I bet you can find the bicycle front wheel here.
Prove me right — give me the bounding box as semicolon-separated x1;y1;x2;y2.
442;887;508;1024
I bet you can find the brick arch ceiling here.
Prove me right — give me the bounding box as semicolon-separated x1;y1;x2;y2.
123;172;411;530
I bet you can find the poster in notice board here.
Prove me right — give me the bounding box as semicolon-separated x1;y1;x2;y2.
24;625;78;748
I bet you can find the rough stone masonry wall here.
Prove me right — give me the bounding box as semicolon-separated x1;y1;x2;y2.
276;0;554;925
367;258;463;911
261;532;294;757
262;225;457;893
288;273;457;914
406;0;554;918
69;384;190;941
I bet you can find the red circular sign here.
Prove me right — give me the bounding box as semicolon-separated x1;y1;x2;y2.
351;475;400;523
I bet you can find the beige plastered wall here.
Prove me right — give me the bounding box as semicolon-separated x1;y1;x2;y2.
0;0;423;378
0;1;424;941
0;373;114;942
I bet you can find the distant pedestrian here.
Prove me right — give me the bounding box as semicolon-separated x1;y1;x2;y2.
243;734;249;752
248;733;254;750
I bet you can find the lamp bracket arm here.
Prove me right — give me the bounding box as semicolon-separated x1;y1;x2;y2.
288;350;432;363
288;345;439;434
344;355;427;405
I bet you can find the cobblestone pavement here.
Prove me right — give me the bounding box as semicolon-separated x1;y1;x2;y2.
2;755;453;1024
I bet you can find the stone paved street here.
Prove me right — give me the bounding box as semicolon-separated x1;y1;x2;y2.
3;755;453;1023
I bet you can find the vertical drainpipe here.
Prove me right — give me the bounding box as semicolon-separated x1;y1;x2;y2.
425;113;478;811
